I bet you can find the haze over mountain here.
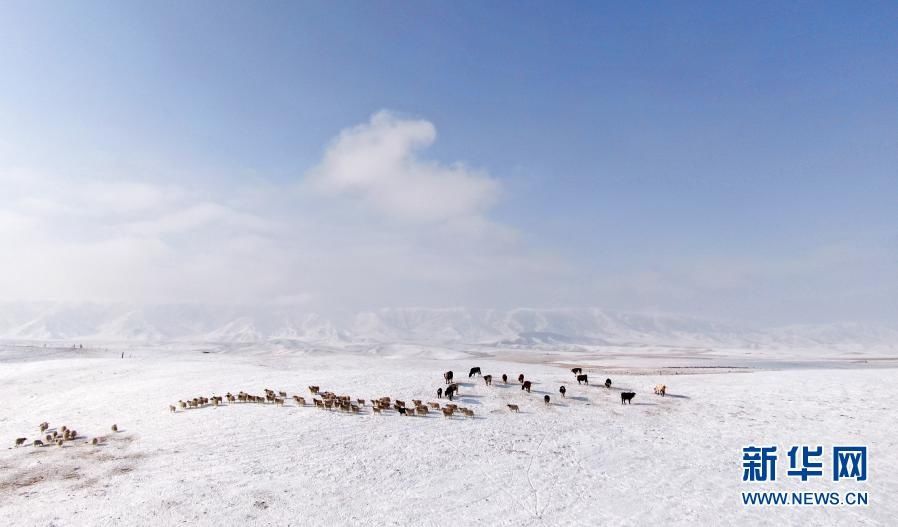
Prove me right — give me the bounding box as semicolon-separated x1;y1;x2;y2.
1;303;895;352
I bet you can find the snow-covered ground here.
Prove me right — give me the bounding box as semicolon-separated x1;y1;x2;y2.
1;345;895;526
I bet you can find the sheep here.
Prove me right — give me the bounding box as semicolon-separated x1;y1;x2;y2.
441;408;454;418
279;391;287;398
45;434;52;443
428;402;441;409
462;409;475;418
506;404;520;413
39;422;49;432
412;399;422;406
91;438;99;445
416;406;429;415
15;437;27;447
275;398;285;407
56;439;64;447
111;424;118;432
33;439;44;447
372;406;382;415
308;386;320;395
395;400;406;408
60;425;68;433
357;399;365;406
297;397;306;406
169;405;177;413
654;384;667;396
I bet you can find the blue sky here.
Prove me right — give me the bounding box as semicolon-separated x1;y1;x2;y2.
1;1;895;325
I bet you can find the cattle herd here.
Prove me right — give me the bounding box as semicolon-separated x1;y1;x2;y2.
11;367;673;448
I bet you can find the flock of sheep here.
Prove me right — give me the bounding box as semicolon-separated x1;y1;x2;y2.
13;422;120;449
169;385;477;419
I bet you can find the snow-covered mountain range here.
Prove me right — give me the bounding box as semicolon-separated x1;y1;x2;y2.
0;303;895;351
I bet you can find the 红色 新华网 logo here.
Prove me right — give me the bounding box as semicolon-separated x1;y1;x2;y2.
740;445;868;506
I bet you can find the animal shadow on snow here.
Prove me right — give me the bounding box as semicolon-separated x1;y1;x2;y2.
664;394;690;399
568;396;588;402
631;402;657;406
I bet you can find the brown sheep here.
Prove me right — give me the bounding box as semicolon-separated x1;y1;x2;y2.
308;386;320;395
428;402;440;409
372;406;382;415
56;439;64;447
441;408;454;418
507;404;520;413
91;438;99;445
169;405;177;413
39;422;49;432
654;384;667;396
462;409;474;418
45;434;52;442
111;424;118;432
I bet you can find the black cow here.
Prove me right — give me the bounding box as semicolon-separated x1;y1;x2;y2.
571;367;583;375
502;374;508;383
483;374;492;386
576;374;588;385
469;367;482;378
559;385;566;398
521;380;532;393
621;392;636;405
517;373;525;384
437;387;443;399
397;407;408;415
604;378;612;389
444;371;454;384
544;394;550;405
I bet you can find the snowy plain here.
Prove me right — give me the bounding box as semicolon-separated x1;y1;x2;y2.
1;342;896;527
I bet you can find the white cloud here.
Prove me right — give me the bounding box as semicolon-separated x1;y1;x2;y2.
306;111;500;222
